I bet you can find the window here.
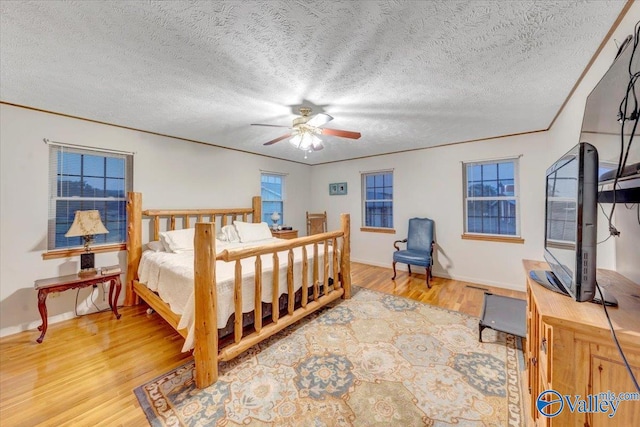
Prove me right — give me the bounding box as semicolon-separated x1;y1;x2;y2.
48;145;132;250
463;158;520;237
261;172;284;225
362;170;393;229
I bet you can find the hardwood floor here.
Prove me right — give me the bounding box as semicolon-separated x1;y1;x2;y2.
0;262;525;426
354;262;525;317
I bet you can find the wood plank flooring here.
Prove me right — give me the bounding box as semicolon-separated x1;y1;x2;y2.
0;262;525;426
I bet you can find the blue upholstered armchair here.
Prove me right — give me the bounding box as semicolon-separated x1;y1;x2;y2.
392;218;435;288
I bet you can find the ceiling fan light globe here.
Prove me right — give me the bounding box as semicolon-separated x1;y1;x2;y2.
299;133;315;150
289;134;302;148
310;133;322;146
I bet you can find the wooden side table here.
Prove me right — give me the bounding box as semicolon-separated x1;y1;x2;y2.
34;271;122;343
271;229;298;239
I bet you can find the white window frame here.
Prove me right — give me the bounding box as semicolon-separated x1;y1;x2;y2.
462;157;521;240
260;172;285;225
48;144;133;251
361;170;394;231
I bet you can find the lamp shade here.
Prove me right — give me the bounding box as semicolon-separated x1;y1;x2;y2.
65;210;109;237
270;212;280;222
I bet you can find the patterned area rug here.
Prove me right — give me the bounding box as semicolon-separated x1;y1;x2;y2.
134;287;524;426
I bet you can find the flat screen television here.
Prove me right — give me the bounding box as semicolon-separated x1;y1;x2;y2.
531;142;598;302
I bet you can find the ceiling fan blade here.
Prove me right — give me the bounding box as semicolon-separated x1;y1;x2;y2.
251;123;291;128
320;128;362;139
263;133;292;146
306;113;333;128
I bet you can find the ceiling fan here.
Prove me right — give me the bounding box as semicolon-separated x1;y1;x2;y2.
251;107;361;152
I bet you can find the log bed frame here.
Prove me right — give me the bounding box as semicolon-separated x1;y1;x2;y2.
124;192;351;388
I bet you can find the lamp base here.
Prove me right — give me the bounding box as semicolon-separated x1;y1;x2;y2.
78;268;98;277
80;252;94;268
79;252;95;277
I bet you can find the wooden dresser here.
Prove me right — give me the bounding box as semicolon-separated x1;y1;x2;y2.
524;259;640;426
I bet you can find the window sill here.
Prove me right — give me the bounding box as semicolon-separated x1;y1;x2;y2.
461;234;524;244
42;243;126;260
360;227;396;234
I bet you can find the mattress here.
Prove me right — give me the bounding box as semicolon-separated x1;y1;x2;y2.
137;238;335;351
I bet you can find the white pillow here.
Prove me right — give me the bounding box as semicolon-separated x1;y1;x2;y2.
234;221;273;243
221;224;240;243
146;240;165;252
159;228;194;253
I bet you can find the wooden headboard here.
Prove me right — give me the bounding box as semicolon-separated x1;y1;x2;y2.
125;192;261;305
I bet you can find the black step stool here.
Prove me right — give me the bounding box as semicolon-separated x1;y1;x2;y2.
479;292;526;342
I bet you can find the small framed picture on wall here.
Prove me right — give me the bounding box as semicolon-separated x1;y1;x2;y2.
329;182;347;195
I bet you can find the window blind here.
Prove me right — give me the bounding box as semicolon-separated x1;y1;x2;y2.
48;145;133;250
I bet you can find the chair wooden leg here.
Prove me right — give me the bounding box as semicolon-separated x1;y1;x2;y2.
392;261;397;280
407;265;412;275
426;267;432;289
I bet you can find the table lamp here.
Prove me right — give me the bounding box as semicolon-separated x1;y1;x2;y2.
270;211;281;231
65;210;109;276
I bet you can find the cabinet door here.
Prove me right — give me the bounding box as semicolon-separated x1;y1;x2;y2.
527;289;543;423
589;344;640;426
539;324;552;386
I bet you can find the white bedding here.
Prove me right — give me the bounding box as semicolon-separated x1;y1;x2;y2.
137;237;335;351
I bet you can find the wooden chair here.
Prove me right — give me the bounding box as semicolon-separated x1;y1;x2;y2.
306;211;327;235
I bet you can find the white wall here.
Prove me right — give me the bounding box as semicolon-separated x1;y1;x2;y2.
0;104;311;337
310;3;640;290
310;133;552;290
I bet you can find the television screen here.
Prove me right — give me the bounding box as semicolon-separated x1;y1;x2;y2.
541;142;598;302
545;155;578;286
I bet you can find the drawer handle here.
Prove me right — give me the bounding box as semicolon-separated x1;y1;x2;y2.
531;356;537;366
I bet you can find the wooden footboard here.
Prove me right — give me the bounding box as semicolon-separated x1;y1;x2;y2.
125;192;351;388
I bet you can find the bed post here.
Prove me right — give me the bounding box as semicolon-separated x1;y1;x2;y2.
194;222;218;388
125;192;142;306
340;213;351;299
252;196;261;223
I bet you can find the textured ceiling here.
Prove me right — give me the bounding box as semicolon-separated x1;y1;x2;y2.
0;1;627;164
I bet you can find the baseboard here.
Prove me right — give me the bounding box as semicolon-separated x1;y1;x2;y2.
351;258;415;271
350;258;525;292
0;311;77;339
0;299;112;339
435;271;525;292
